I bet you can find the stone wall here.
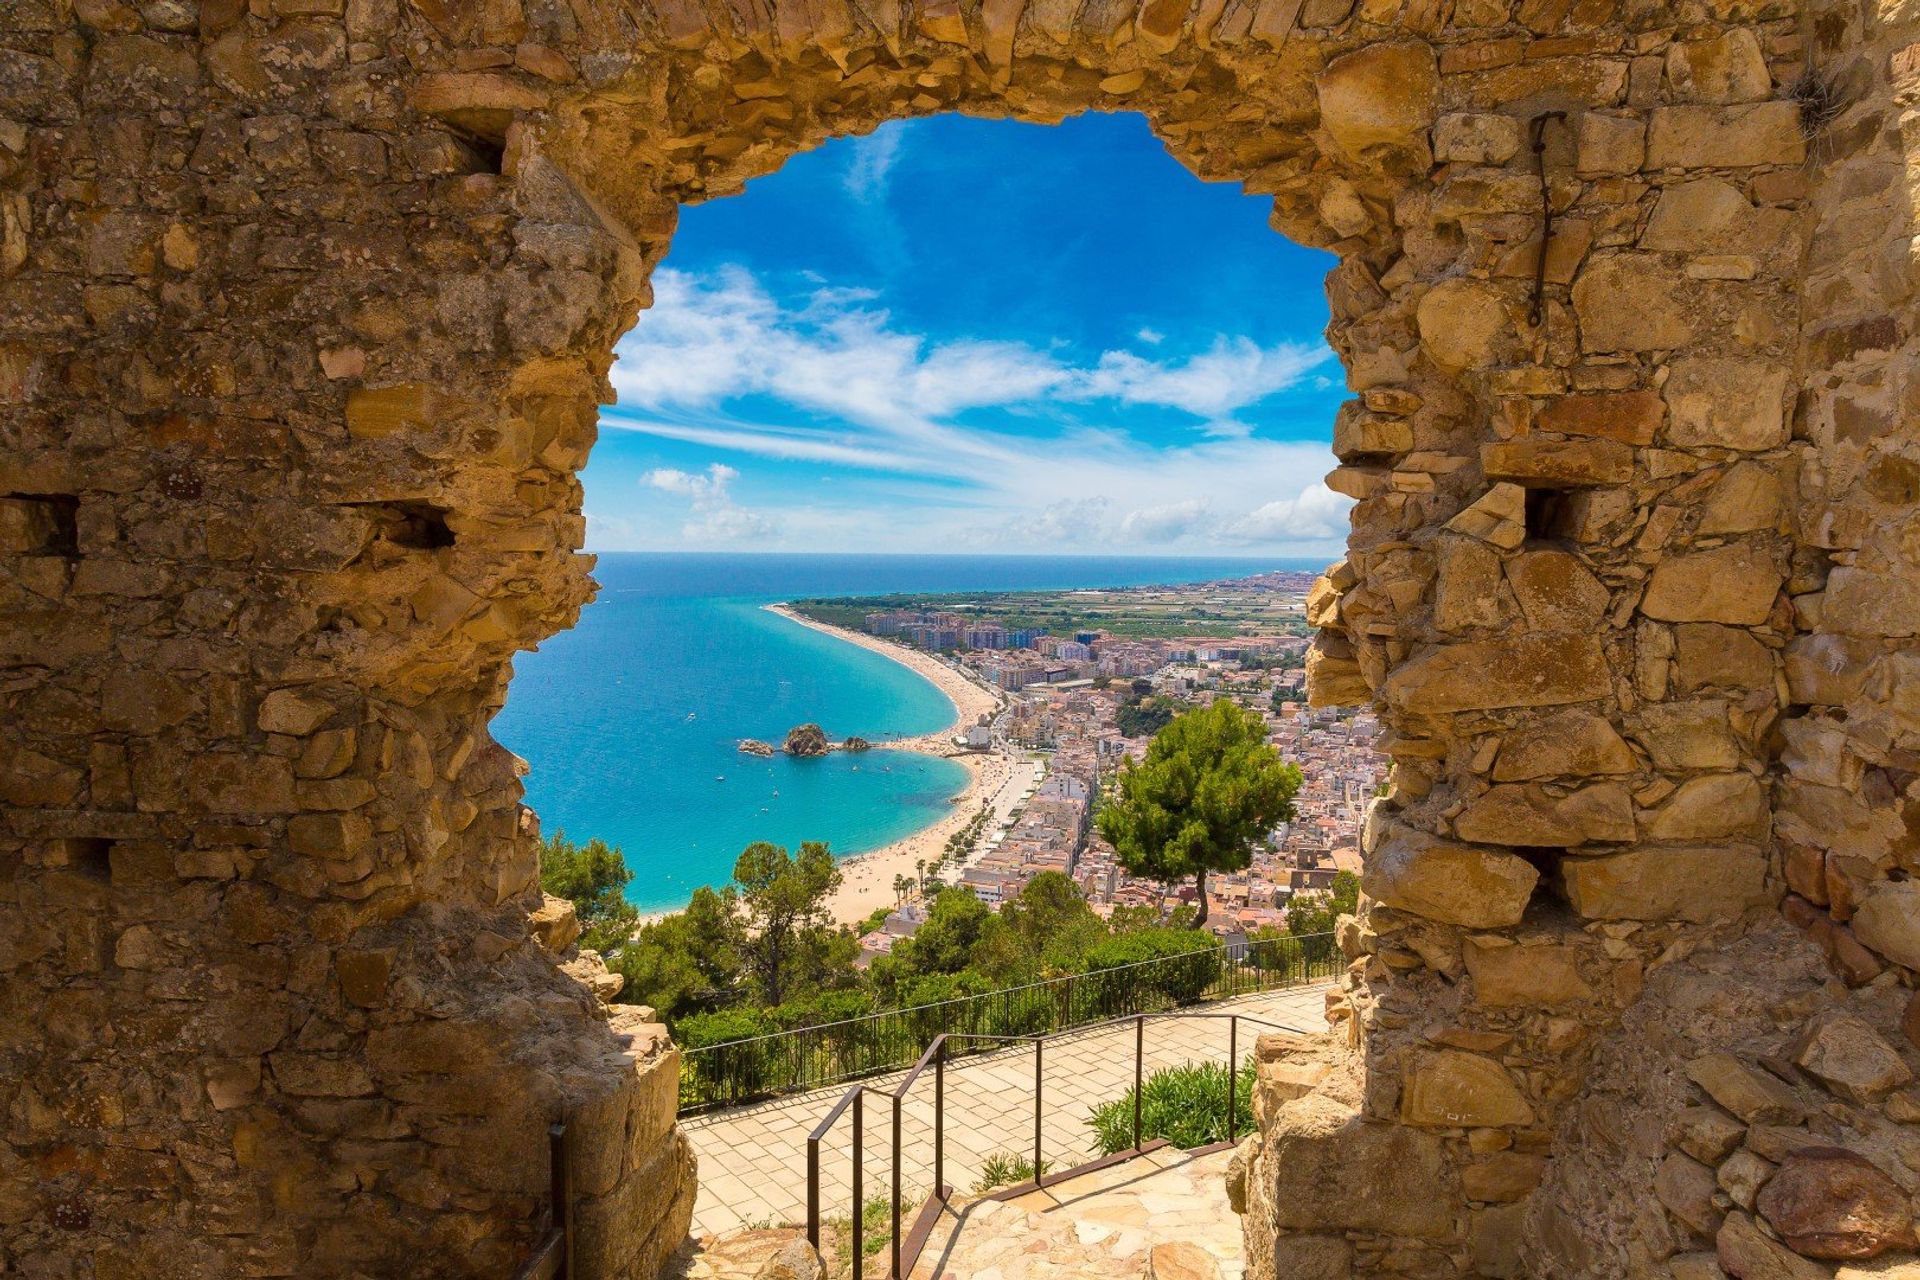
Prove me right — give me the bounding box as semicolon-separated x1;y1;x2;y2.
3;0;1918;1275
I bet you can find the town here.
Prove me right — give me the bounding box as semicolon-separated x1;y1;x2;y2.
790;573;1385;963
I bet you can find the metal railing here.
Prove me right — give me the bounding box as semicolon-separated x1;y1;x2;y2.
678;931;1337;1112
806;1008;1306;1280
514;1123;573;1280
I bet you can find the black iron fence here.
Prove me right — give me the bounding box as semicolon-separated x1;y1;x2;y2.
808;1009;1307;1280
677;931;1336;1112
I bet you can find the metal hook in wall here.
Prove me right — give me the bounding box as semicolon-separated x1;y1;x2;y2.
1528;110;1568;329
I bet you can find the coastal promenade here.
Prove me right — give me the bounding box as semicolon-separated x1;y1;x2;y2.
679;982;1330;1238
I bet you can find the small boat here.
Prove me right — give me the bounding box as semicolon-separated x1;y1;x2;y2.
715;774;725;782
686;712;697;722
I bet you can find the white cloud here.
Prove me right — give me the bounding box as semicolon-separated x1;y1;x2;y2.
1120;498;1215;544
603;268;1352;554
644;463;776;542
843;124;912;202
1136;326;1165;345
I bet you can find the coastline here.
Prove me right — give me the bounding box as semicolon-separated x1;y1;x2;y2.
763;603;1020;926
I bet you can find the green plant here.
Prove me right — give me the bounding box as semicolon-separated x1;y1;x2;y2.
972;1151;1052;1193
1082;927;1222;1010
1087;1059;1256;1155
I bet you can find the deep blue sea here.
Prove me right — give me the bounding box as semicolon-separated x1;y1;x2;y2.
493;553;1323;912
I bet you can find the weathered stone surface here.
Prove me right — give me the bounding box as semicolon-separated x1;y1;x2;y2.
1792;1013;1914;1105
1562;846;1769;923
1462;1151;1547;1203
1642;773;1769;841
1492;709;1637;780
1463;937;1595;1008
1383;633;1611;712
1824;568;1920;638
1849;882;1920;970
1646;103;1808;168
1455;782;1634;847
1506;550;1610;631
1573;254;1693;351
1316;41;1439;157
1641;544;1782;625
1363;827;1539;928
1147;1241;1224;1280
1417;278;1511;371
1482;438;1636;486
1659;1152;1726;1239
1669;1105;1748;1165
1402;1049;1536;1128
1664;358;1790;451
1537;390;1664;446
1718;1211;1833;1280
1265;1094;1458;1238
1756;1148;1917;1259
1687;1054;1805;1124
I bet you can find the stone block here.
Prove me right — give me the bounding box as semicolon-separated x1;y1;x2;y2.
1434;112;1523;164
1537;389;1664;445
1383;633;1611;712
1642;773;1768;840
1265;1092;1457;1237
1402;1048;1536;1127
1316;40;1439;157
1669;1105;1747;1165
1664;30;1772;104
1506;549;1609;630
1823;568;1920;638
1463;936;1594;1008
1364;826;1538;928
1575;111;1645;176
1791;1013;1913;1104
1561;846;1768;923
1628;701;1742;771
1756;1148;1916;1260
1664;357;1789;451
1646;103;1807;169
1492;709;1636;781
1658;1151;1725;1239
1687;1053;1804;1123
1456;782;1635;846
1573;253;1693;351
1483;437;1635;487
1641;544;1781;625
1849;882;1920;970
1417;278;1512;371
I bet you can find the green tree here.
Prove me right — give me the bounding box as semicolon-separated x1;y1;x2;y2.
538;830;639;953
1095;699;1302;930
1114;696;1178;739
611;883;740;1016
731;840;843;1008
999;871;1106;973
1282;870;1359;938
893;886;992;977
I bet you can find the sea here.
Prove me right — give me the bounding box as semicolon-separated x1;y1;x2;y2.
493;552;1328;913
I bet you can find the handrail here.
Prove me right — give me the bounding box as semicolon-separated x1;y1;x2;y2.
804;1007;1310;1279
679;931;1338;1111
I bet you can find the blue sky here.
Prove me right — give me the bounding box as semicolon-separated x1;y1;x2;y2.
590;111;1350;556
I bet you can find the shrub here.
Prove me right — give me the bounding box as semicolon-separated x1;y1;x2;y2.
1086;1059;1256;1156
1081;928;1221;1011
971;1152;1052;1193
677;1007;781;1102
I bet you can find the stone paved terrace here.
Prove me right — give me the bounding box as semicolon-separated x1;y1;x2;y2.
682;984;1330;1238
910;1143;1247;1280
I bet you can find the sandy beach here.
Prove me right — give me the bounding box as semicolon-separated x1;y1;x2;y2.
764;604;1028;926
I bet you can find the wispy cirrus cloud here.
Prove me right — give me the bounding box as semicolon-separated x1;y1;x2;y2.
605;267;1349;553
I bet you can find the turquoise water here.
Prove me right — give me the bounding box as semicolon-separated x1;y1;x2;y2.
493;553;1314;912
